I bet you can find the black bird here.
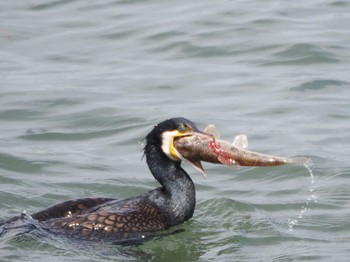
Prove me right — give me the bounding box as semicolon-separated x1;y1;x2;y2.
29;117;220;242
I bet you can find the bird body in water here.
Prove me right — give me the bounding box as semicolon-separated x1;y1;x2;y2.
30;118;208;241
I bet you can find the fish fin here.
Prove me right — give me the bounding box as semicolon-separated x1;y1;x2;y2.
232;134;248;149
184;159;207;178
286;156;310;165
204;125;220;139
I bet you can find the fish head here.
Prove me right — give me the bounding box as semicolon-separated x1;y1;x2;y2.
173;129;225;178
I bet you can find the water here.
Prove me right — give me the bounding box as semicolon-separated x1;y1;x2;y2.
1;0;350;261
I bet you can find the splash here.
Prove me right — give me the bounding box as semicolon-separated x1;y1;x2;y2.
288;158;317;231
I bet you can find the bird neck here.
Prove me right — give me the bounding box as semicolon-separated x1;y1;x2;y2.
145;143;196;225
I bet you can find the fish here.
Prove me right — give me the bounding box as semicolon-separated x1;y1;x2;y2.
174;125;308;176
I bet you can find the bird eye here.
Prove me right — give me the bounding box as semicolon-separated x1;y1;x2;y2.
178;125;186;133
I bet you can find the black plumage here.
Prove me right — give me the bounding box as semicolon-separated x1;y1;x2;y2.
30;118;200;241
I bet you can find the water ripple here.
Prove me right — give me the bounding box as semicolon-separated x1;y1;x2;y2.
1;0;350;261
261;43;340;66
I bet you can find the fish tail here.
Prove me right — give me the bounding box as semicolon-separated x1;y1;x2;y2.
287;156;310;165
